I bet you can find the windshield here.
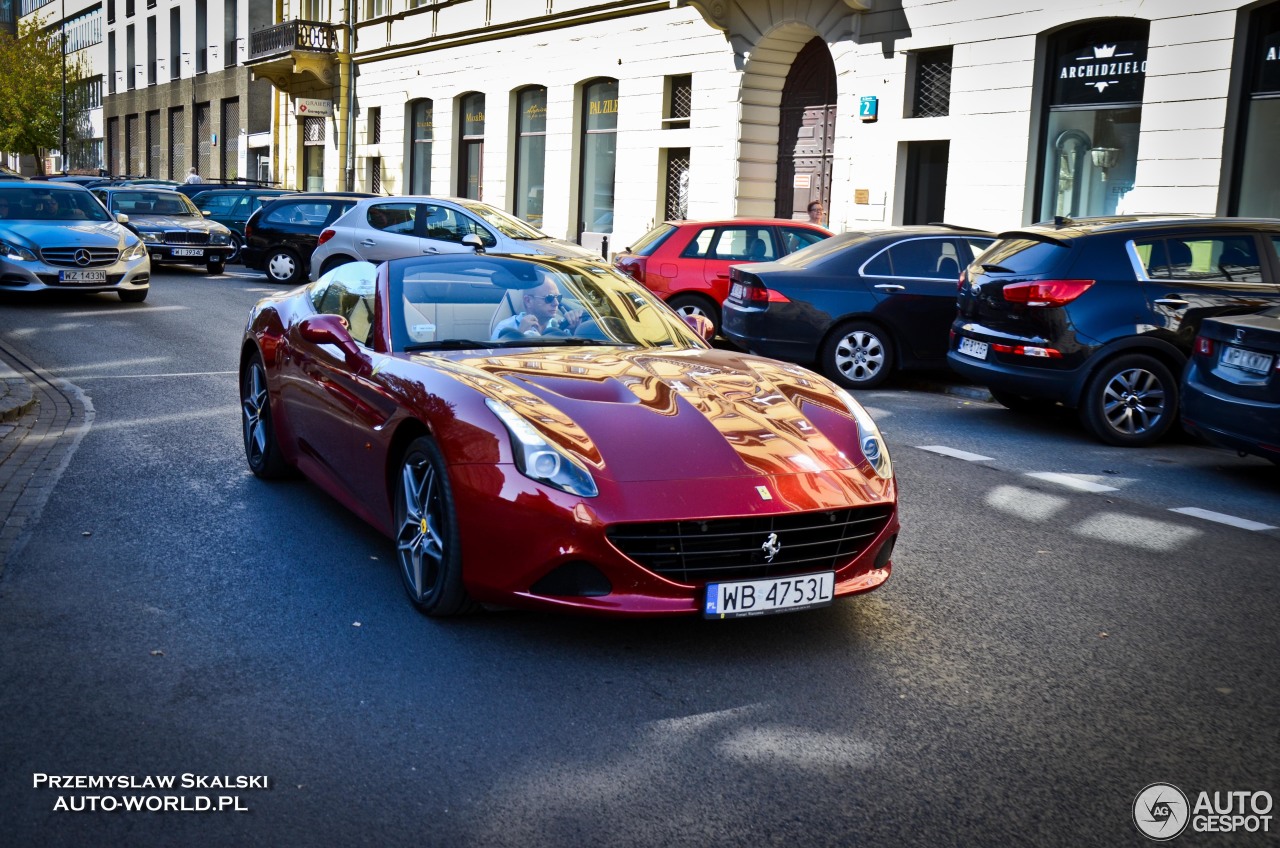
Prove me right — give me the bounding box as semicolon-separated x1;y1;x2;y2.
109;191;196;217
458;200;547;240
385;255;707;354
0;187;113;223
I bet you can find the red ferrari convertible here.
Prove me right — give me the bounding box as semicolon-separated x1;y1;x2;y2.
240;253;899;617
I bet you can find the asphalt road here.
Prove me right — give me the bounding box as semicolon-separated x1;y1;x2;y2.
0;268;1277;848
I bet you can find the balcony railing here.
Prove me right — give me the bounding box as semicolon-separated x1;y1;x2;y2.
248;20;338;63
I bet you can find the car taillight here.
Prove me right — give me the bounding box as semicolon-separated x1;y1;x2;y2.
1002;279;1094;307
730;279;789;305
991;343;1062;359
244;220;254;239
1194;335;1214;356
316;228;336;246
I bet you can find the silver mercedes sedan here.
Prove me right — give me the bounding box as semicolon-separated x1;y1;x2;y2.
0;182;151;302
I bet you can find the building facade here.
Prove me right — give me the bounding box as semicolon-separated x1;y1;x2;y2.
97;0;274;182
240;0;1280;249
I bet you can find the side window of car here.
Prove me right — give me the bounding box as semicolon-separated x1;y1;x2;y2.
264;204;300;225
888;238;955;279
681;228;715;258
309;277;376;346
1146;236;1263;283
367;203;417;235
421;205;496;247
197;195;235;214
706;228;776;262
780;227;827;254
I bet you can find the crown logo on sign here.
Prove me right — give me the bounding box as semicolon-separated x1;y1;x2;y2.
1093;44;1117;59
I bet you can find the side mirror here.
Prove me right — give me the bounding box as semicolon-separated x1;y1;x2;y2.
461;233;485;254
299;314;367;367
115;213;130;225
202;210;212;217
681;313;715;342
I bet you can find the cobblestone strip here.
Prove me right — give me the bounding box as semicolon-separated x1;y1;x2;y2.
0;344;93;575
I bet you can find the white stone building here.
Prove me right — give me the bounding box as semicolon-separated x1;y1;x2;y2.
246;0;1275;251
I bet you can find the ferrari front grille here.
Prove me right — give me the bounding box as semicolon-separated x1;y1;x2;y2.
606;504;895;585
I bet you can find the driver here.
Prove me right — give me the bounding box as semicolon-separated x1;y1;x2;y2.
491;276;584;339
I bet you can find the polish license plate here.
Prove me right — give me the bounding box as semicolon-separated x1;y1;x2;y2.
1221;344;1272;375
705;571;834;619
958;337;988;359
58;269;107;283
171;247;204;257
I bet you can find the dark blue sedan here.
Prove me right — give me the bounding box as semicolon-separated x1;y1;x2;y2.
722;225;994;388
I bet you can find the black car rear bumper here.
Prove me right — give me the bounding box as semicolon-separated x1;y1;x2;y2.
1181;366;1280;462
947;348;1091;406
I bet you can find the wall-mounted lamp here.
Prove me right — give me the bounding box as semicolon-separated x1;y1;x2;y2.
1090;147;1120;182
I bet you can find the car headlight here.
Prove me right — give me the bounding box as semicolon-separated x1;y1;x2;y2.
485;398;599;498
836;388;893;479
0;240;37;261
122;239;147;260
139;231;162;244
210;232;230;245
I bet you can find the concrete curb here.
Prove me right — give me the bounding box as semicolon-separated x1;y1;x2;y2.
0;373;37;423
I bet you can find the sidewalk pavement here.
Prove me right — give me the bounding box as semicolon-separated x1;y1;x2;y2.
0;359;36;424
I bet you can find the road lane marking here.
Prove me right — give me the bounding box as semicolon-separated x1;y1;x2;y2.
1169;507;1277;532
1026;472;1119;493
916;445;993;461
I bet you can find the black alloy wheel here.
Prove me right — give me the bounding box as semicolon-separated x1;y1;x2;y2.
394;436;474;616
1079;353;1178;447
266;248;303;286
240;352;291;478
666;293;722;337
227;232;244;264
821;320;895;389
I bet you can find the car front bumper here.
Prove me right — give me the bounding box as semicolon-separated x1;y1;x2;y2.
0;254;150;295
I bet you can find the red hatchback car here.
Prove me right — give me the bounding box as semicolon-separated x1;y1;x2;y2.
614;219;831;334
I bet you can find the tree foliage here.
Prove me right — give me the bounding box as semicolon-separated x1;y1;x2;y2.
0;14;86;175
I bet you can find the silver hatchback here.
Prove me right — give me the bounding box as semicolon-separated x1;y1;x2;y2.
308;195;600;280
0;182;151;302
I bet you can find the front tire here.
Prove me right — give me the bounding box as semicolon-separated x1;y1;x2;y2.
1078;354;1178;446
240;352;291;478
821;320;895;389
394;437;474;616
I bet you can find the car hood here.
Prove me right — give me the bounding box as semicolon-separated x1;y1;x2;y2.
0;220;130;247
421;346;871;483
525;237;604;261
130;215;229;233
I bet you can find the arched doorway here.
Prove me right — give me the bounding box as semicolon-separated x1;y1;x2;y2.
775;38;837;222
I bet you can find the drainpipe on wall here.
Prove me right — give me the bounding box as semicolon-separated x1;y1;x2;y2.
343;2;356;192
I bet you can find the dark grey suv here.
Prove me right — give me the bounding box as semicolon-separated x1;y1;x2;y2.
949;215;1280;446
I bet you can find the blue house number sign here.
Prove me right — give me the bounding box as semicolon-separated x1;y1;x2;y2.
859;96;878;122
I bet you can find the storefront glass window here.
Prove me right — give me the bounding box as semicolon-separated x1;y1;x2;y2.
1038;21;1148;221
1234;4;1280;217
579;78;618;235
408;99;432;195
458;93;484;200
515;86;547;227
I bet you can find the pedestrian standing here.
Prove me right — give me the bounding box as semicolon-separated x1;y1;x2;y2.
184;167;204;185
807;199;825;226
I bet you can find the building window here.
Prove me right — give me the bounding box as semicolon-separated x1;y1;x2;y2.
146;110;160;178
369;157;382;194
407;99;432;194
663;148;690;221
367;106;381;144
303;116;326;191
514;86;546;227
364;0;387;20
126;24;135;90
579;78;618;235
663;74;692;129
169;8;181;80
106;116;120;174
1037;20;1147;221
107;31;116;93
457;92;484;200
221;98;240;180
146;16;156;86
224;0;237;69
126;114;141;175
195;0;207;74
911;47;952;118
194;102;211;177
1232;3;1280;217
168;106;185;180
